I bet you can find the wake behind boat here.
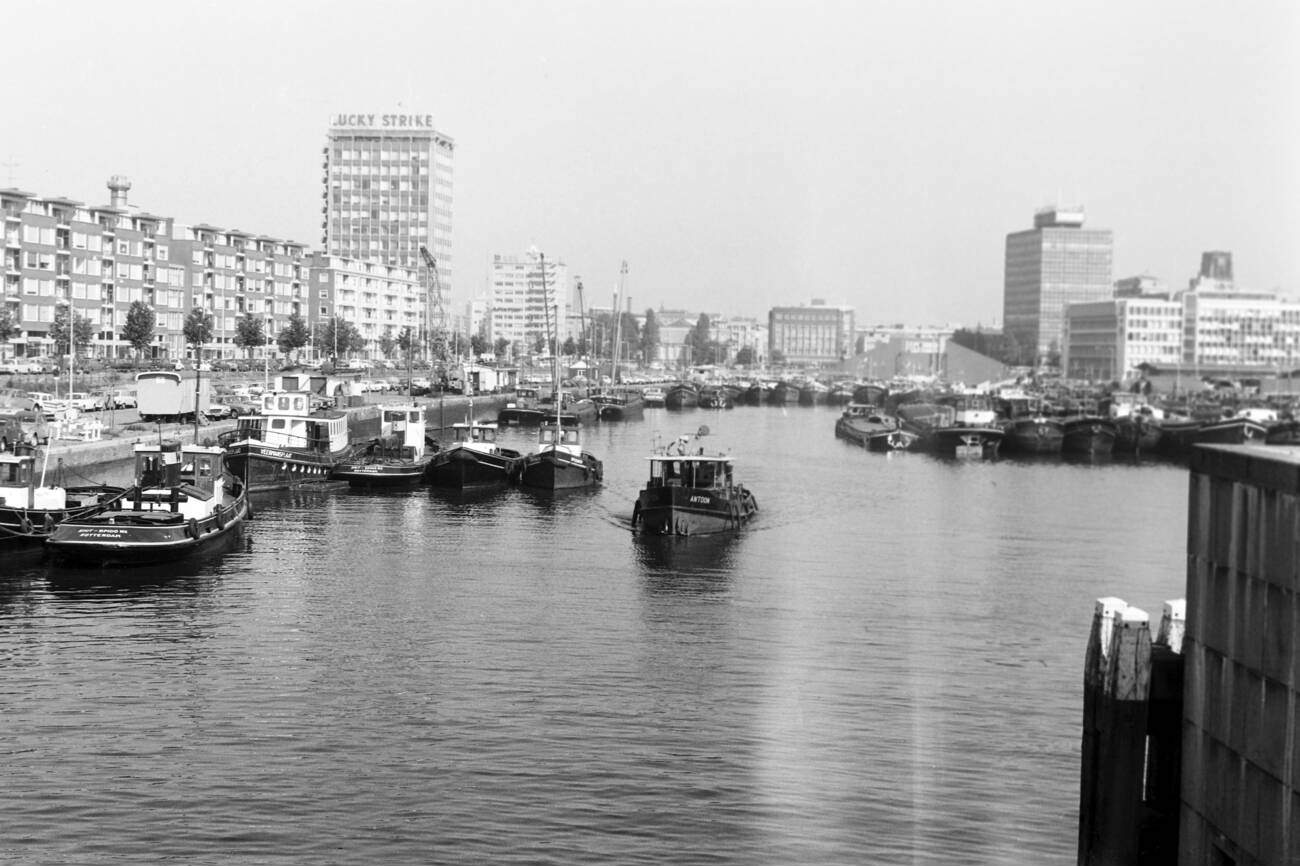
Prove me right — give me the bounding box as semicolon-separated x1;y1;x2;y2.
47;441;249;566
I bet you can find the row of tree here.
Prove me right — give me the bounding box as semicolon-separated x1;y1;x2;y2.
1;302;757;370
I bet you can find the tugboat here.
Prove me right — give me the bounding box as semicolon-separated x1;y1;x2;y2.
219;391;355;492
47;441;249;566
516;414;603;491
426;418;522;488
664;381;699;410
332;403;436;487
631;429;758;536
0;448;128;549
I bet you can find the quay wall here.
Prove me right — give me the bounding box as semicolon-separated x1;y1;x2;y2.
43;394;509;473
1181;445;1300;865
1079;443;1299;865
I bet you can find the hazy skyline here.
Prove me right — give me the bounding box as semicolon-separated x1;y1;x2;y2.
5;0;1296;326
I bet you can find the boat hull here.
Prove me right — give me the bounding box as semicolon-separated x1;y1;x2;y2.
1000;418;1065;455
427;446;519;488
47;492;250;567
596;397;645;421
633;484;758;536
1113;417;1162;454
518;450;603;490
1195;417;1269;445
835;415;916;451
223;441;349;492
332;457;434;488
1062;417;1117;457
0;486;129;549
497;407;548;426
924;426;1004;459
664;385;699;410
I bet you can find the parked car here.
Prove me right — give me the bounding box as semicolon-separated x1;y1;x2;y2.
208;394;259;418
0;410;49;448
68;392;103;412
27;391;70;417
101;389;138;410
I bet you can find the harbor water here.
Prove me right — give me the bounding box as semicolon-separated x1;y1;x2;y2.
0;404;1188;864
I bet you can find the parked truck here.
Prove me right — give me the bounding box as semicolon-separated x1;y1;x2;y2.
135;371;211;422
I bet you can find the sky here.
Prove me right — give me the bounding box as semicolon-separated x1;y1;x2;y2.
4;0;1297;327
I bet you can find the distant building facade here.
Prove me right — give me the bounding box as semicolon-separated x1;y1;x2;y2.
1;179;310;363
1003;206;1113;362
1062;252;1300;381
768;300;854;365
487;253;568;351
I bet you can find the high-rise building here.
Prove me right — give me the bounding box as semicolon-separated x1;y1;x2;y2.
321;113;454;335
1003;206;1113;363
487;253;568;351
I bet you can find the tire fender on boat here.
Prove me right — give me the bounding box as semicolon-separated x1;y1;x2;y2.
187;518;200;540
44;513;55;532
215;506;227;530
20;515;32;534
631;501;641;528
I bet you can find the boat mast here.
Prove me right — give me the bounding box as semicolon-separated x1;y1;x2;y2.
611;260;627;386
538;253;561;444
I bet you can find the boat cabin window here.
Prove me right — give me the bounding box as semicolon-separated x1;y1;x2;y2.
561;430;579;445
1;459;31;486
271;418;287;430
408;411;420;424
472;427;496;444
539;427;557;445
137;453;164;488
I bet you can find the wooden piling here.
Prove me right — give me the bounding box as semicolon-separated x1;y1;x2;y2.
1079;597;1153;866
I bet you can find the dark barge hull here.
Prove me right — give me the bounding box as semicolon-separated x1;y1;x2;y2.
223;442;346;492
1000;419;1064;455
332;459;433;488
518;451;603;490
426;448;519;488
924;427;1003;459
47;500;249;567
633;485;758;536
1062;418;1118;457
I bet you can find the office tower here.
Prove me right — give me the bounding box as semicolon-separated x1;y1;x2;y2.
1003;206;1113;363
321;113;454;329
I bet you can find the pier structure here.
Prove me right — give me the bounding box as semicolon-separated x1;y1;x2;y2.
1081;444;1300;865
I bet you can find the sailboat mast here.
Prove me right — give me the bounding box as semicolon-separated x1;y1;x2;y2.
612;260;627;386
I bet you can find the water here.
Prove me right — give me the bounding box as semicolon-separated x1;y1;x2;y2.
0;405;1188;864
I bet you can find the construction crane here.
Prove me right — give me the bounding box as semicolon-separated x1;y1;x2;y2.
418;244;445;362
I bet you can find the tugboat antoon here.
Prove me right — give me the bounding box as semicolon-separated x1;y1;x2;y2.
631;430;758;536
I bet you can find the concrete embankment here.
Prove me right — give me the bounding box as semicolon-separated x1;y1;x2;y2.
44;393;510;472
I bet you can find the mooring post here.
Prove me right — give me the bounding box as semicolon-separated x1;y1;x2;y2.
1078;597;1153;866
1139;599;1186;862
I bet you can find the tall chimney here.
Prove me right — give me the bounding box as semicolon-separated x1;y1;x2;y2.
107;175;131;209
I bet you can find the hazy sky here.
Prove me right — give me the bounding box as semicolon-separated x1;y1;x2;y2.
5;0;1296;326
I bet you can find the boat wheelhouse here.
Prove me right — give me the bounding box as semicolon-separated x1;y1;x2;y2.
332;404;436;487
220;391;355;492
632;437;758;536
517;415;603;491
47;441;249;566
